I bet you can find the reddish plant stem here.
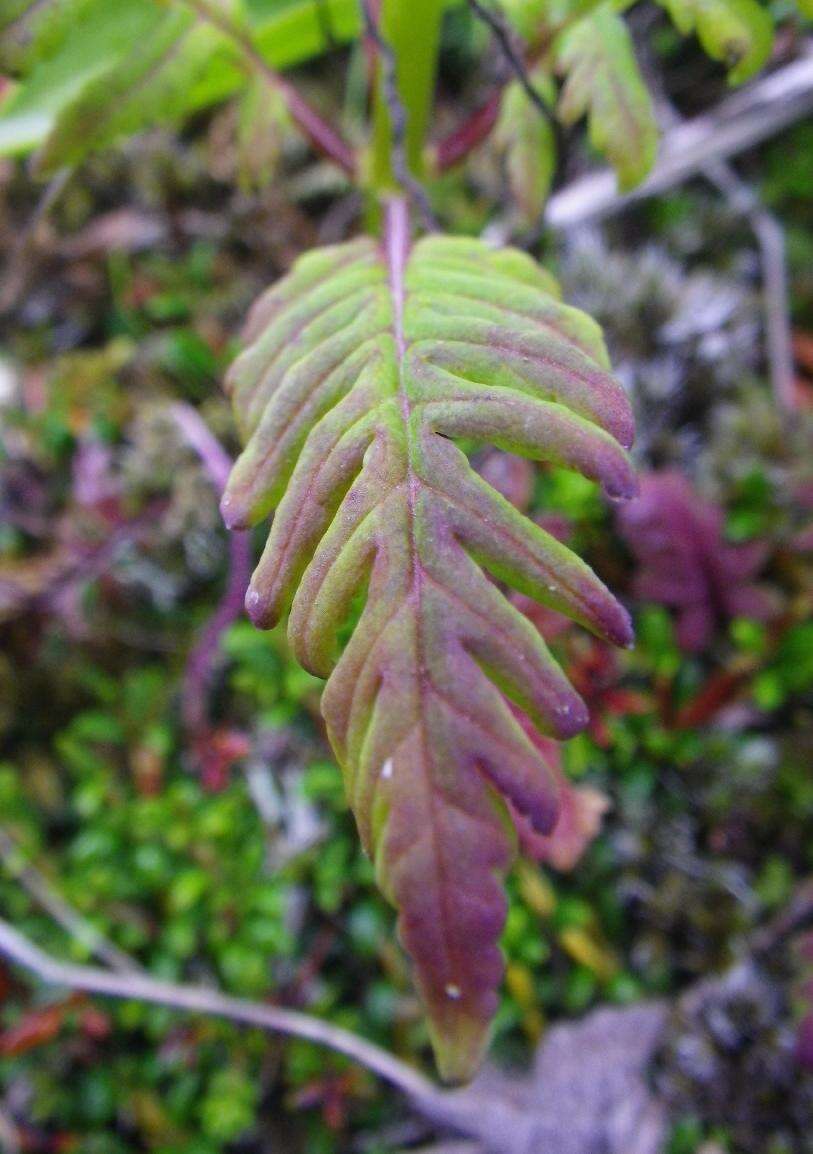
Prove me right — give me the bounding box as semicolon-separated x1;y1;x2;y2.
274;74;357;177
669;595;811;730
432;89;503;172
362;0;382;92
170;404;252;737
671;665;754;729
432;0;558;174
182;0;356;176
180;528;252;737
169;402;233;493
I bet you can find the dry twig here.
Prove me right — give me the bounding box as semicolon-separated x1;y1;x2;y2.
0;915;534;1152
0;828;141;975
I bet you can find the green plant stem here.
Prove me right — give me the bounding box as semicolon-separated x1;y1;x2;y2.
369;0;444;190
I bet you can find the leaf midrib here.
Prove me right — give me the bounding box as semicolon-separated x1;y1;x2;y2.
384;199;459;992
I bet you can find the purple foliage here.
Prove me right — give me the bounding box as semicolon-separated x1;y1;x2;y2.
617;471;773;652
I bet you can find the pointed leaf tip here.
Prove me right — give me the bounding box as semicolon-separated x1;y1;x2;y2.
429;1002;495;1084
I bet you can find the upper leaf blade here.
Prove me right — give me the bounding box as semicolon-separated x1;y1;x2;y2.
0;0;361;160
33;5;206;175
554;2;658;192
0;0;108;72
222;217;635;1081
0;0;164;157
656;0;773;84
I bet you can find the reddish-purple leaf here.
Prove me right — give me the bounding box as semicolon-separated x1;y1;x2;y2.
222;207;635;1080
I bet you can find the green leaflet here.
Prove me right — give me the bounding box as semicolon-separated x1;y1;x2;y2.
502;0;606;41
656;0;773;84
371;0;444;185
247;0;362;82
0;0;361;161
0;0;164;156
496;67;557;224
222;213;636;1081
33;5;211;176
554;2;658;192
0;0;105;71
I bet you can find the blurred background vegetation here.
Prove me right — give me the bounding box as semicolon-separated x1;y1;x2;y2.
0;2;812;1151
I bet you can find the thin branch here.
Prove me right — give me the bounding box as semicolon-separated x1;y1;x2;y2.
467;0;555;127
0;917;530;1151
545;49;813;229
178;0;356;176
3;877;812;1151
0;916;435;1101
750;207;796;410
0;828;141;975
0;168;70;316
713;173;795;411
360;0;438;231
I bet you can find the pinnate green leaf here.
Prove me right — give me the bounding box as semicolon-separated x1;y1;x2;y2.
0;0;361;160
222;213;636;1081
656;0;773;84
0;0;165;155
0;0;104;72
554;2;658;192
33;5;202;175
